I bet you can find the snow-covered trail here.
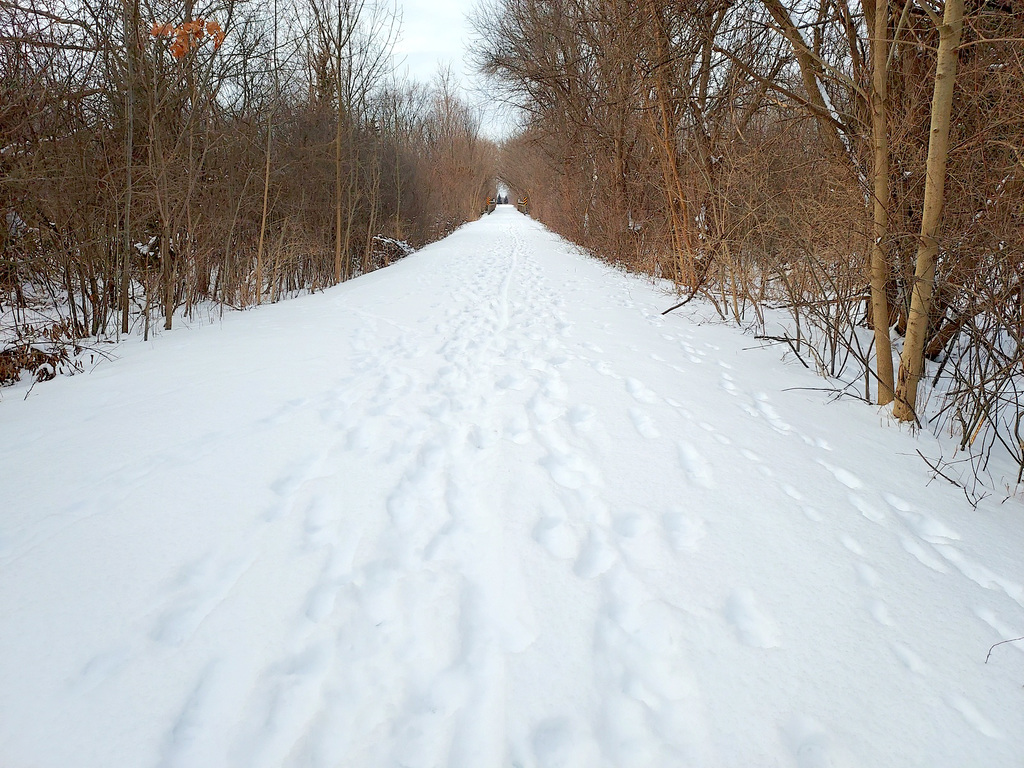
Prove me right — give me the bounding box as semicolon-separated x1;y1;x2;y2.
1;206;1022;767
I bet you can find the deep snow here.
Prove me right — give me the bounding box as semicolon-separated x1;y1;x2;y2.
1;206;1022;767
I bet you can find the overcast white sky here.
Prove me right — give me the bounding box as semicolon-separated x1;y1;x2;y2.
393;0;472;83
391;0;512;138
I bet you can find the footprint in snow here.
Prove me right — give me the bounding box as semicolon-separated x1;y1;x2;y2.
677;442;715;489
592;360;620;379
625;377;658;404
529;393;564;425
497;372;528;391
628;407;660;439
662;510;706;551
468;424;499;450
504;413;532;445
304;581;337;623
610;510;648;539
567;404;597;433
725;589;781;648
532;516;578;560
574;530;617;579
541;453;590;490
302;496;334;550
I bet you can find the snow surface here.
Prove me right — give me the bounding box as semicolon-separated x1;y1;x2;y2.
1;205;1022;767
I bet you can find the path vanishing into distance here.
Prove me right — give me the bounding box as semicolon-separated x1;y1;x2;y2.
2;206;1023;767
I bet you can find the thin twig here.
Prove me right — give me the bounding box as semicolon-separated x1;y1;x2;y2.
915;449;962;487
755;335;810;369
985;636;1024;664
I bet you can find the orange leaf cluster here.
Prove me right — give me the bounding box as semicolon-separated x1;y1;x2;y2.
150;18;225;59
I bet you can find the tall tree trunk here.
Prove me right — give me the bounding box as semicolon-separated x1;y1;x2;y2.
869;0;895;405
255;117;273;304
759;0;846;157
645;0;692;286
893;0;965;422
121;0;137;336
334;106;344;283
161;223;173;330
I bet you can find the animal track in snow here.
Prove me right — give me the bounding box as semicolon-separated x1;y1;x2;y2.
973;606;1024;650
753;396;792;434
945;696;1003;739
816;460;865;490
801;506;823;522
868;599;895;627
883;494;913;512
933;545;1024;607
900;536;948;573
849;494;886;524
855;562;881;588
896;510;960;544
841;536;864;556
782;484;803;501
891;642;928;674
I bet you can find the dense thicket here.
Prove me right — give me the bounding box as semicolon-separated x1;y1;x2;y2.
1;0;494;353
474;0;1024;483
